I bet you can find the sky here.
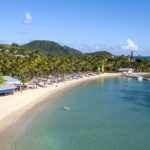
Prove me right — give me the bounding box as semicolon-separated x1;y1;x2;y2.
0;0;150;55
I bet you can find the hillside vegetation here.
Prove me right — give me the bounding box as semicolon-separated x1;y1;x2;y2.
87;51;112;57
0;41;149;83
23;40;82;55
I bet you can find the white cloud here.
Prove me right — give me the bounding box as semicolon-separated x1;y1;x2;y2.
123;38;139;51
24;12;32;24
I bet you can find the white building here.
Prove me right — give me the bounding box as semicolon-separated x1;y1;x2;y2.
3;76;21;85
118;68;135;74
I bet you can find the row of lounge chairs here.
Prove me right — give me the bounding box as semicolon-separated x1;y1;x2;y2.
0;72;100;96
27;72;100;89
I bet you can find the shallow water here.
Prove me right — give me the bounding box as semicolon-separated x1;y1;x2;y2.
2;77;150;150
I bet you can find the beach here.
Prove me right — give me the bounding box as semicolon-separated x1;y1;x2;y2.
1;73;150;150
0;73;120;132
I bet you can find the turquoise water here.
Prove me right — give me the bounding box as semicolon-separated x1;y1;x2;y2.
2;77;150;150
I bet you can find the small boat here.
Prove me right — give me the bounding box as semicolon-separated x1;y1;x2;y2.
63;106;70;110
137;76;143;81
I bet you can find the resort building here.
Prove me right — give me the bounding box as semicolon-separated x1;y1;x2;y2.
0;76;22;95
0;84;16;95
4;76;21;85
118;68;135;74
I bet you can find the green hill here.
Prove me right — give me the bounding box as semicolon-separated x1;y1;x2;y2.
23;40;82;55
0;41;113;57
87;51;112;57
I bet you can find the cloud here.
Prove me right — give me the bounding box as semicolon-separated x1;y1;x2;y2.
123;38;139;51
63;41;141;55
24;12;32;24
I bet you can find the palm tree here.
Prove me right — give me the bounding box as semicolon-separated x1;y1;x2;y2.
0;72;4;85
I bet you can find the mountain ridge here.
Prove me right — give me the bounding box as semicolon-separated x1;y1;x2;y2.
23;40;82;55
86;51;112;57
0;40;113;57
23;40;113;56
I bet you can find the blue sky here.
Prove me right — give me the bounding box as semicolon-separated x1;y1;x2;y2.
0;0;150;55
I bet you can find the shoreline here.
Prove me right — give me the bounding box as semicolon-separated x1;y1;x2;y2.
0;73;147;134
0;72;149;134
0;73;121;133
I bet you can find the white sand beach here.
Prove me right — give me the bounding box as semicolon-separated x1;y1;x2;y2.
0;73;120;131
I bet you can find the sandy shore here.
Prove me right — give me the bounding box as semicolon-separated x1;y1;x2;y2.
0;73;120;132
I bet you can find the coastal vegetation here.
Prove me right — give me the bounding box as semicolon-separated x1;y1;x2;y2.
0;72;4;85
0;41;150;82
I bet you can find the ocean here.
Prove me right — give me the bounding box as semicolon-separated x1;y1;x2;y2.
134;56;150;60
1;77;150;150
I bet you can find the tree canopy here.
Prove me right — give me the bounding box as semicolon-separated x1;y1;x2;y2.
0;43;150;83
